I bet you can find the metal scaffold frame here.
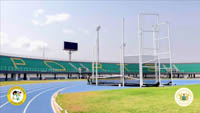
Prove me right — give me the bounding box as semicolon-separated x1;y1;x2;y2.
120;17;125;87
138;13;173;87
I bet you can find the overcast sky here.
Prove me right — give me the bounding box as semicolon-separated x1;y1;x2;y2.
0;1;200;63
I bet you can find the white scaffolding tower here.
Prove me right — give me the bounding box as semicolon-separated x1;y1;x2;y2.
138;13;173;87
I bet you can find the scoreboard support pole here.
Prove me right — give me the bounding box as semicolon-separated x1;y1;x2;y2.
69;50;72;61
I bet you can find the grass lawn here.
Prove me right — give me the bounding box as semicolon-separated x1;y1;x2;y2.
0;79;84;86
56;84;200;113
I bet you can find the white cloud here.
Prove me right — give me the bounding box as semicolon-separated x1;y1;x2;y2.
1;32;47;52
45;13;70;25
32;9;71;26
11;36;48;51
34;9;45;17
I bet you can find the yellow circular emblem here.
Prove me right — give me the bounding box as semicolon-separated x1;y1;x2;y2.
175;88;193;107
7;86;27;106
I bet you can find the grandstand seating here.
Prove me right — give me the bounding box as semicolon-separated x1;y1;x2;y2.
175;63;200;73
0;55;200;74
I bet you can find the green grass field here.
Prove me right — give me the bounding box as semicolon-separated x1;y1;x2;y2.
56;84;200;113
0;79;84;86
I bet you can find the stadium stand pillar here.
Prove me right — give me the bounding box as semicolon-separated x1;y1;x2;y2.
11;73;14;79
5;74;8;81
189;74;191;78
65;75;68;79
193;74;196;78
18;74;21;79
169;73;171;78
23;74;27;80
54;74;57;80
68;74;71;79
143;74;147;78
39;74;42;80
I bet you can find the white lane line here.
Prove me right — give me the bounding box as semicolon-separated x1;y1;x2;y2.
0;86;51;98
0;86;41;93
51;85;78;113
0;87;39;94
23;85;75;113
0;101;9;109
0;82;66;93
0;85;64;109
0;85;57;95
0;84;65;98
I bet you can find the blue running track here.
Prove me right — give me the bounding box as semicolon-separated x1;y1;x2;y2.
0;80;200;113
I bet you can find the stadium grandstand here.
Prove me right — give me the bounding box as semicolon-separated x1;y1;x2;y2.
0;54;199;82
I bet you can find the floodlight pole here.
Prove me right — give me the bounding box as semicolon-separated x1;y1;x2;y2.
138;14;143;87
96;25;101;86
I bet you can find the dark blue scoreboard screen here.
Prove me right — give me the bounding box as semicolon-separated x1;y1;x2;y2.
64;41;78;51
